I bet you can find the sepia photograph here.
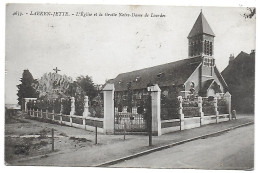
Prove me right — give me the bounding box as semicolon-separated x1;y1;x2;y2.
4;2;255;170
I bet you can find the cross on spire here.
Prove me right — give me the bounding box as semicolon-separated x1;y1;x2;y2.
53;67;61;73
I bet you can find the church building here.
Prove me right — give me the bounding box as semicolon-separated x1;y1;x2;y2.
108;11;229;102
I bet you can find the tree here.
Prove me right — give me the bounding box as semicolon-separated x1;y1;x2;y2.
76;75;98;100
17;69;39;106
243;7;256;19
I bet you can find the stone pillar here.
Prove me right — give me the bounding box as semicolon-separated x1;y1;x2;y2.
83;96;90;117
198;96;204;125
178;96;185;130
103;84;115;134
213;97;219;123
147;84;161;136
70;97;75;115
224;92;232;120
23;98;37;112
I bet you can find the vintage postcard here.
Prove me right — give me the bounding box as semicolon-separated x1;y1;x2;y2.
5;3;255;170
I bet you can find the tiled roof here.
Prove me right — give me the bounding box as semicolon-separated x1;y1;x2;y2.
188;12;215;38
109;57;202;91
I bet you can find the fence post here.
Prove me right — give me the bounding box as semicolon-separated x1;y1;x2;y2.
52;110;55;121
24;98;37;112
147;84;161;136
70;97;75;116
83;118;86;130
124;122;126;140
69;116;73;126
83;96;90;117
36;109;39;118
178;96;185;130
214;97;219;123
32;108;35;117
33;100;37;117
224;92;232;120
46;109;48;119
40;109;43;118
103;84;115;134
60;98;64;124
198;96;204;126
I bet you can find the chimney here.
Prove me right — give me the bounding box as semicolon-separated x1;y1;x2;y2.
229;54;235;65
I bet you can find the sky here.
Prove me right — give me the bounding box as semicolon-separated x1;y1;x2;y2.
5;4;255;104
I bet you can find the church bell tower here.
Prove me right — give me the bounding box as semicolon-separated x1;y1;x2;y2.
188;11;215;62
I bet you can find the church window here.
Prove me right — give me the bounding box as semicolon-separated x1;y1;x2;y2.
209;42;213;56
204;41;207;54
205;58;208;66
203;58;206;66
122;95;127;100
190;82;195;88
206;41;209;55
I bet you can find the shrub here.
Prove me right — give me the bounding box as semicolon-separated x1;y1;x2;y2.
75;95;84;116
202;106;215;116
217;99;227;106
182;100;198;107
53;99;61;113
161;107;179;120
61;99;71;115
183;107;199;117
202;99;214;107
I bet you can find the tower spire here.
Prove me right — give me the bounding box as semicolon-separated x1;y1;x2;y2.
188;11;215;57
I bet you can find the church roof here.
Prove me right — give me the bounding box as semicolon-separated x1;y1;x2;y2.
188;11;215;38
108;56;202;91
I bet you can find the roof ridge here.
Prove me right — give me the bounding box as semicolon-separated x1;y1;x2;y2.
117;56;201;76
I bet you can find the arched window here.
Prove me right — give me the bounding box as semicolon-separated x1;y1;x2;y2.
204;41;207;54
190;82;195;88
209;42;212;56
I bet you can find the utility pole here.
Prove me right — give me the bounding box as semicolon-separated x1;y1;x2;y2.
147;83;154;147
52;128;54;151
